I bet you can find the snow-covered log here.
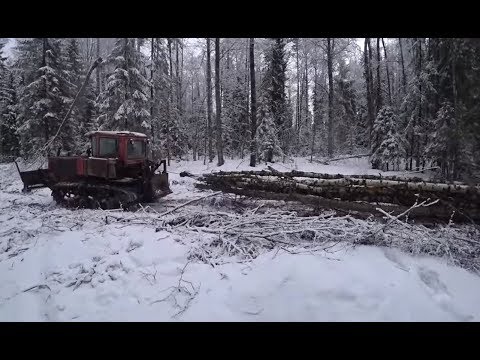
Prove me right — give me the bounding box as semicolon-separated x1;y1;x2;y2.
184;169;480;221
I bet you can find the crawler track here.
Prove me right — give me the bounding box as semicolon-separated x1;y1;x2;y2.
51;182;139;210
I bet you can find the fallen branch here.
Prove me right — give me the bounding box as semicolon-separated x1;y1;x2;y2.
375;198;440;235
23;284;51;292
157;191;222;218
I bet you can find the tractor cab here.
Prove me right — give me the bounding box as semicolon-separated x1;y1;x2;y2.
84;130;167;180
87;131;148;164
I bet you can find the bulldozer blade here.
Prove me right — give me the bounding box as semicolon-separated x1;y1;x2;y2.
14;161;49;192
151;173;172;198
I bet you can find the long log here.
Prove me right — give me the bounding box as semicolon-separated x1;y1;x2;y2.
200;169;453;184
201;173;479;195
186;169;480;221
195;183;467;222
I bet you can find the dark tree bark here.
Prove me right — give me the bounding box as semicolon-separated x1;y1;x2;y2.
150;38;155;145
243;39;249;160
42;38;49;142
416;38;423;171
304;46;309;126
195;79;201;162
249;38;257;167
326;38;334;158
175;39;183;118
296;39;301;134
367;39;374;100
191;78;197;161
310;65;318;163
181;39;184;117
124;38;130;130
166;38;173;166
376;38;382;113
214;38;224;166
382;38;392;106
399;38;407;95
364;38;374;147
206;38;214;162
96;38;102;95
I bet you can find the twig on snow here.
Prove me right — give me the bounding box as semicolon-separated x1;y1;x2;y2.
23;284;51;293
149;262;200;318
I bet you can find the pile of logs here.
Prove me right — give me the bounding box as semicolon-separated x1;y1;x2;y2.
180;169;480;222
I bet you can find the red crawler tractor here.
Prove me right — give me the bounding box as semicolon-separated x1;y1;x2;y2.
14;57;171;210
15;131;171;209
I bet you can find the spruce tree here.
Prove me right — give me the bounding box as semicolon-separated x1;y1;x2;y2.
257;80;282;162
264;38;288;154
425;102;458;179
335;59;359;152
371;106;404;171
0;40;20;157
223;74;248;158
0;69;20;157
96;38;150;133
16;38;71;156
61;38;97;151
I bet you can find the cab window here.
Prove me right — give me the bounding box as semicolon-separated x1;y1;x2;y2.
127;139;146;158
99;138;118;157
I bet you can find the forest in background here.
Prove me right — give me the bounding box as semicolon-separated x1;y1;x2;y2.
0;38;479;181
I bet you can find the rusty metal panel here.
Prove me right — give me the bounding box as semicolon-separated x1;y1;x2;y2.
107;160;117;179
87;158;108;178
87;158;117;179
48;157;78;180
76;158;87;176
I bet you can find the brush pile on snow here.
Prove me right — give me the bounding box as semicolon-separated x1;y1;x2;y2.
1;158;480;321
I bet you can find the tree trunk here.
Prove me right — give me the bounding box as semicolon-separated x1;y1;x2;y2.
42;38;49;143
189;170;480;221
181;39;184;118
124;38;129;130
416;38;422;171
166;38;173;166
150;38;155;146
206;38;214;162
364;38;374;147
327;38;334;158
192;79;197;161
175;39;182;118
376;38;382;113
249;38;257;167
214;38;224;166
382;38;392;106
451;45;458;180
304;44;309;126
296;39;301;135
310;66;318;163
399;38;407;95
96;38;102;95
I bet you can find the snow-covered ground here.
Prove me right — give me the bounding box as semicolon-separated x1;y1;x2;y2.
1;157;479;321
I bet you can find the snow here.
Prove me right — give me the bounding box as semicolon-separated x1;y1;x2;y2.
85;130;148;138
0;158;479;321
